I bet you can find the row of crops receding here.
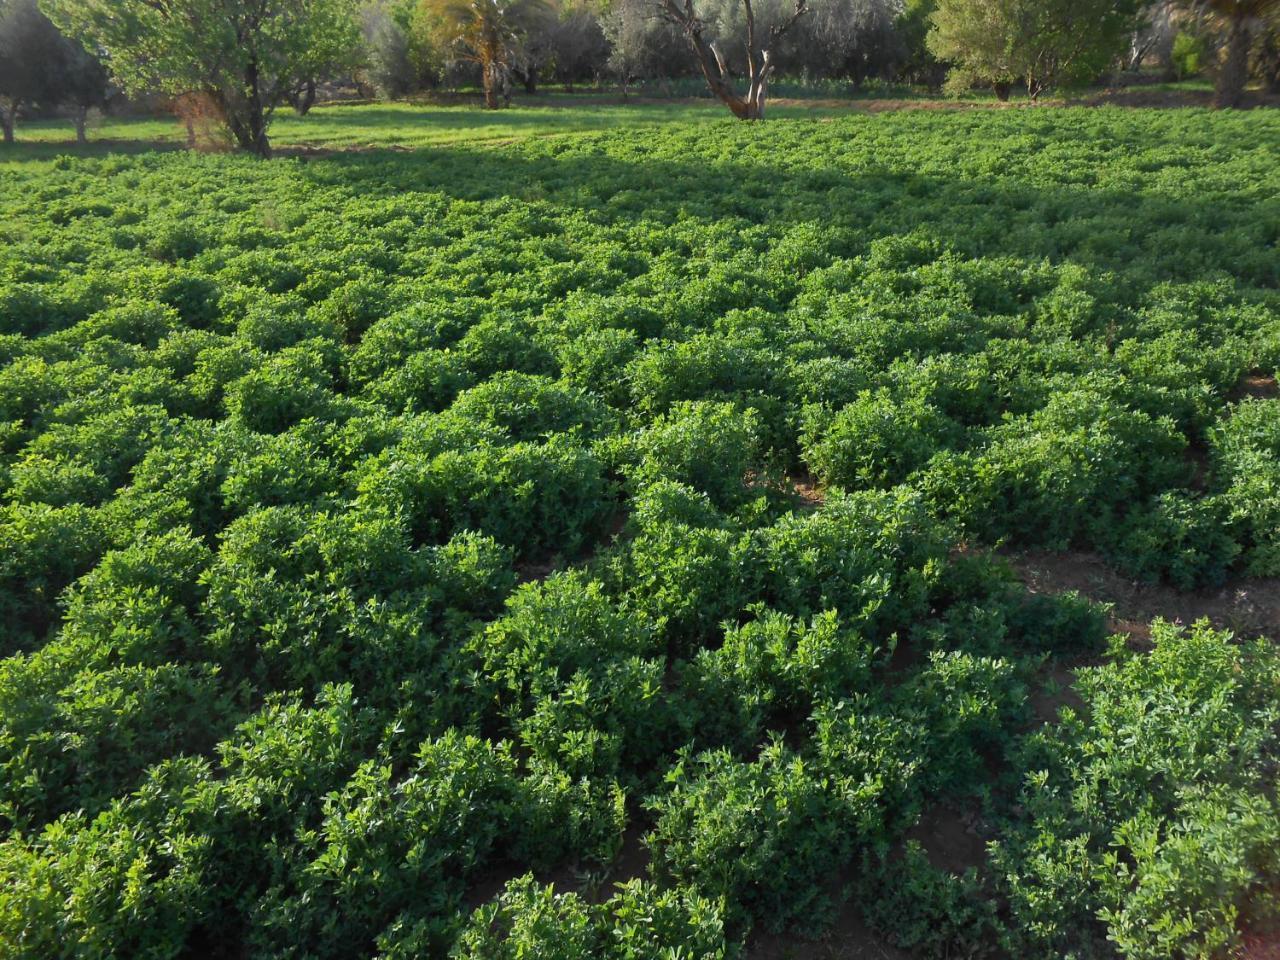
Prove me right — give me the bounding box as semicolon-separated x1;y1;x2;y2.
1;107;1279;958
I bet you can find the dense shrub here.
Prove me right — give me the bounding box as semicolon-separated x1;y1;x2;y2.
250;732;522;958
623;400;762;509
929;389;1189;548
990;622;1280;958
645;742;848;934
1210;398;1280;575
684;607;874;749
1102;491;1241;589
449;876;727;960
801;390;957;490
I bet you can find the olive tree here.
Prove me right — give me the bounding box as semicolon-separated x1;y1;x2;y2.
54;31;110;142
655;0;809;118
41;0;362;156
929;0;1145;101
783;0;905;88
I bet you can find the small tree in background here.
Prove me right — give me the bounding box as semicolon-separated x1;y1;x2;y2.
52;31;110;142
785;0;903;90
601;0;689;95
517;1;608;93
0;0;62;143
929;0;1144;101
895;0;945;89
655;0;809;119
421;0;551;107
41;0;362;156
363;0;451;98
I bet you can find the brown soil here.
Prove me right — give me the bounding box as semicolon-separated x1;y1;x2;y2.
1231;373;1280;402
1241;935;1280;960
904;806;989;876
744;805;986;960
789;469;825;511
1029;659;1089;725
513;509;629;583
747;870;909;960
1004;548;1280;643
465;822;651;911
1186;439;1212;491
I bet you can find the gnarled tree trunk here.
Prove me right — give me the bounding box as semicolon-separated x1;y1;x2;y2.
220;56;273;156
657;0;807;120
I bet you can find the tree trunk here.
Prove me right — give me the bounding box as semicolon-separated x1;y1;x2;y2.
236;59;273;156
1;99;17;144
522;70;537;94
483;60;501;109
660;0;805;120
693;39;752;118
1214;14;1251;109
993;81;1012;102
74;105;88;145
294;80;317;117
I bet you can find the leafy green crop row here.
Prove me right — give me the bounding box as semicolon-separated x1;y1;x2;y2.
0;107;1278;958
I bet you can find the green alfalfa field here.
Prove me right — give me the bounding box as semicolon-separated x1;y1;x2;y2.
1;100;1279;959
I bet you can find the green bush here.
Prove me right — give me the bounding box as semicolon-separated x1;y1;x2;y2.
1103;491;1241;589
356;432;614;559
448;876;727;960
991;621;1280;958
1209;398;1280;575
645;742;847;934
624;400;762;509
684;607;873;749
934;389;1188;548
857;844;999;959
801;390;957;490
251;732;522;958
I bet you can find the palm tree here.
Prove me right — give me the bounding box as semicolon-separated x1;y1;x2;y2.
421;0;550;108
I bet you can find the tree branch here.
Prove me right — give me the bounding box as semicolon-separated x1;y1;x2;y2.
767;0;808;45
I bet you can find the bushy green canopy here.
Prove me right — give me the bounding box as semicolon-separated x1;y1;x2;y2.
44;0;358;97
928;0;1144;98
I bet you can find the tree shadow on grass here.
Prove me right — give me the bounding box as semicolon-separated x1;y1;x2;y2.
285;128;1280;291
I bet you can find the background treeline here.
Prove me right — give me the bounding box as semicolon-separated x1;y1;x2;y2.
2;0;1279;152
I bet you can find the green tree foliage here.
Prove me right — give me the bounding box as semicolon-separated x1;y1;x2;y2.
41;0;362;154
419;0;551;108
928;0;1145;99
0;0;65;143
